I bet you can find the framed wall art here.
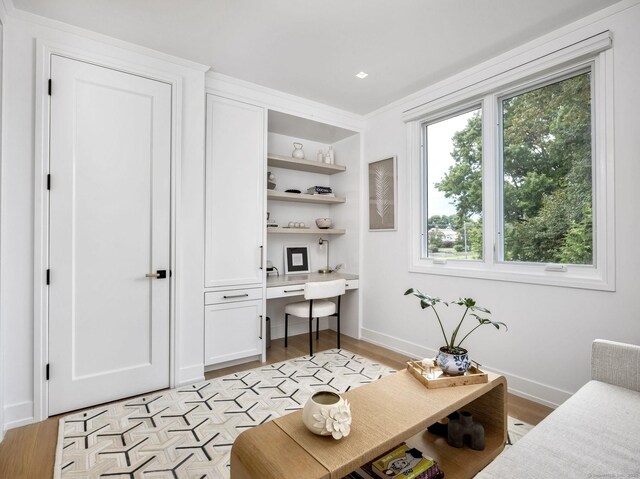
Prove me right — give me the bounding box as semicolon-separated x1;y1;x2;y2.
368;156;397;231
283;245;310;274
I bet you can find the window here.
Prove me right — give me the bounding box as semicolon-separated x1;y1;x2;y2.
424;107;483;260
407;31;613;290
500;71;593;265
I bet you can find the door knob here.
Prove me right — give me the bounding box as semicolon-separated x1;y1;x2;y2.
145;270;167;279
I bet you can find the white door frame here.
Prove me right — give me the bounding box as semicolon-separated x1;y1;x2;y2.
0;20;5;441
33;40;184;422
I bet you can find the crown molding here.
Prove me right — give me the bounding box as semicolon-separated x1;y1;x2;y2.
0;0;10;24
206;71;365;132
1;0;209;72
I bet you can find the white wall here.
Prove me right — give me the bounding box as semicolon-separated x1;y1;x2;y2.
0;8;6;444
361;2;640;407
0;14;206;430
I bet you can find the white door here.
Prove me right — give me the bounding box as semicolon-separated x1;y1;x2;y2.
205;95;264;288
48;55;172;415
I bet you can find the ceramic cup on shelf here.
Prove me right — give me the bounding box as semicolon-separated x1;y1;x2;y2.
302;391;352;440
315;218;332;229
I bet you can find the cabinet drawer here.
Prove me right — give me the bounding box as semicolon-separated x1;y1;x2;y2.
266;280;359;299
205;288;263;305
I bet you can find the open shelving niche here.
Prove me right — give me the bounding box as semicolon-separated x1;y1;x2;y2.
265;110;361;340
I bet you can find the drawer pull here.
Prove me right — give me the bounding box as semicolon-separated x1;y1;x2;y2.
284;288;304;293
223;293;249;299
259;245;264;270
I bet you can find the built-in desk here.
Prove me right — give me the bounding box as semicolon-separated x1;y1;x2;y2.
266;272;359;299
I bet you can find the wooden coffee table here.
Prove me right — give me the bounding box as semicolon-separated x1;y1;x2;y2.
231;369;507;479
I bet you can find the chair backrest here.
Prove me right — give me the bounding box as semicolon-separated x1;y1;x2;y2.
304;279;346;300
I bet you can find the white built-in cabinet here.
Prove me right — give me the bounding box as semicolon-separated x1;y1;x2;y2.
204;94;266;368
204;297;263;365
205;95;265;288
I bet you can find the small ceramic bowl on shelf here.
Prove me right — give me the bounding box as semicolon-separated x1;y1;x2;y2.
315;218;332;229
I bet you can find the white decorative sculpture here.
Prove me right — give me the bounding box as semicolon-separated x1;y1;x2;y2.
422;357;437;379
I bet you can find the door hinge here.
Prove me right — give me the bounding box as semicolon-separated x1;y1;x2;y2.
47;174;51;190
48;79;52;96
46;269;50;285
46;363;50;380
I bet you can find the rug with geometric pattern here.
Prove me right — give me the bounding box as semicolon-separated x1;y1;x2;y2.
53;349;532;479
53;349;395;478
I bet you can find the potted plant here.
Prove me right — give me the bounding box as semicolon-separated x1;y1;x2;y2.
404;288;507;375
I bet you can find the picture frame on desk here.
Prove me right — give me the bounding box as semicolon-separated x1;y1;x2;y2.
284;245;310;274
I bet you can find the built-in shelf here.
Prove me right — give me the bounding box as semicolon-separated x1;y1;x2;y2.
267;190;346;204
267;153;346;174
267;227;345;235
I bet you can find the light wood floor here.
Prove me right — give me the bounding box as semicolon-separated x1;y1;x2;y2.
0;331;554;479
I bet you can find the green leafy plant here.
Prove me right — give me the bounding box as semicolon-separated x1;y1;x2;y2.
404;288;507;354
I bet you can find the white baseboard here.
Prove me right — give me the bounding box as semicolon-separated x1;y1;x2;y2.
204;354;262;372
360;327;570;408
177;363;205;387
494;371;570;408
361;327;433;358
4;401;35;431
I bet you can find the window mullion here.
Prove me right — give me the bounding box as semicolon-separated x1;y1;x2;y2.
496;93;505;265
482;95;498;265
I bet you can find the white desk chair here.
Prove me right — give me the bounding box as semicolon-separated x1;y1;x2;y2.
284;279;346;355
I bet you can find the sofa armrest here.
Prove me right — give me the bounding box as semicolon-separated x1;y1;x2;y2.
591;339;640;392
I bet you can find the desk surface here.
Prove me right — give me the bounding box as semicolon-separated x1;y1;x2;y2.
266;271;358;288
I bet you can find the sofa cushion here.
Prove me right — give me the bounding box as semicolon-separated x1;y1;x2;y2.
476;380;640;478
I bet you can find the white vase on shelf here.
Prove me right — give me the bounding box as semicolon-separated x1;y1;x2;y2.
292;142;305;159
328;145;335;164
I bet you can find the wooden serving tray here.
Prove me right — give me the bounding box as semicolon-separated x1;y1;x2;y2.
407;360;488;388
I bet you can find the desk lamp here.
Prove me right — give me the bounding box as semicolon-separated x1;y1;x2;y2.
318;238;332;274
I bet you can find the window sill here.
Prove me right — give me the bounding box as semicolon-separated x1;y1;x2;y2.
409;260;615;291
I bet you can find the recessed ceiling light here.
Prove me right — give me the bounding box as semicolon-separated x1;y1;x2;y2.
356;71;368;79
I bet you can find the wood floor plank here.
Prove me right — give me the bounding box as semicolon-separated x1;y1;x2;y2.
0;331;553;479
508;392;554;425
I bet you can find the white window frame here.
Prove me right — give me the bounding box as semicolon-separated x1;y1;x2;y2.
421;104;484;260
407;31;614;291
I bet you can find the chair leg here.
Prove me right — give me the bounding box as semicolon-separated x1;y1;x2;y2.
336;296;342;349
309;300;314;356
284;313;289;348
316;317;319;340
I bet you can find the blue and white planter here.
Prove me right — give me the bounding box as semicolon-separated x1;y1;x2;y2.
436;347;471;375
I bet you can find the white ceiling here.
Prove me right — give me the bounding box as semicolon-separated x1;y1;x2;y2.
11;0;623;114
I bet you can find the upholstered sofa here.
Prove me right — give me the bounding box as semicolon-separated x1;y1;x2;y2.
476;339;640;478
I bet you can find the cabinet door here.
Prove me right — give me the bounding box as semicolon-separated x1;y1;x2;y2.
205;95;264;288
204;300;263;365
